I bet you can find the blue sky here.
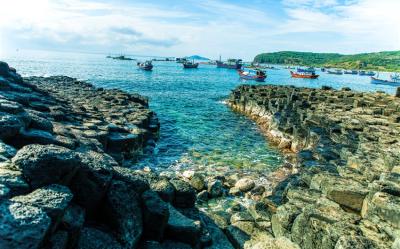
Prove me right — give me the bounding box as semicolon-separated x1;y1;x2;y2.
0;0;399;60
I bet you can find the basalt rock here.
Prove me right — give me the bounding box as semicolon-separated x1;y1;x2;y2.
228;84;400;248
0;63;171;249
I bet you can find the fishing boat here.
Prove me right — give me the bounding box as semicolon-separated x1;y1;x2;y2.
290;71;319;79
216;58;243;69
137;61;153;71
297;67;315;74
344;70;358;74
327;69;343;75
238;69;267;82
371;76;400;86
183;60;199;69
359;70;375;76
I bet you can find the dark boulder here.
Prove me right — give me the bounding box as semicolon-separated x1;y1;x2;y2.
112;166;149;194
0;200;51;249
0;113;23;140
170;179;196;208
12;144;80;189
165;204;201;246
70;151;115;213
76;227;122;249
61;203;85;248
11;184;73;220
150;178;175;203
142;190;170;241
102;180;142;248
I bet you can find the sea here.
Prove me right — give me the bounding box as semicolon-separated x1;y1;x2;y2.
2;50;398;175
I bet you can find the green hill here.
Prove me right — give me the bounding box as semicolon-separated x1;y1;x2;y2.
253;51;400;72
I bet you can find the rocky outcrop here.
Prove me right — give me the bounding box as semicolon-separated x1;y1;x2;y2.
226;84;400;249
0;62;228;249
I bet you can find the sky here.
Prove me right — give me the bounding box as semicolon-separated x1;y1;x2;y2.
0;0;399;60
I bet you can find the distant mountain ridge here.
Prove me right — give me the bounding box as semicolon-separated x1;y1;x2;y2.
185;55;210;60
253;51;400;72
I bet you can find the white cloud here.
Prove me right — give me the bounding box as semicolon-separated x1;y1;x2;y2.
277;0;400;53
0;0;399;59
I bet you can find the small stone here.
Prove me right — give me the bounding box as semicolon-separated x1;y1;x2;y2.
235;178;255;192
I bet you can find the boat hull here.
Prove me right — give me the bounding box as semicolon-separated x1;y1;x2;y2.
290;71;319;79
238;70;266;82
138;65;153;71
183;63;199;69
371;77;400;86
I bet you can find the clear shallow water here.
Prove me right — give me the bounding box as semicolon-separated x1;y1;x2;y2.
2;50;398;174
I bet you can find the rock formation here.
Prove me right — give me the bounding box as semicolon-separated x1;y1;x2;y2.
226;84;400;249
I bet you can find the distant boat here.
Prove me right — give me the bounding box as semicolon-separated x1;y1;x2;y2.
327;69;343;75
290;71;319;79
216;58;243;69
321;67;326;72
108;55;135;61
137;61;153;71
359;70;375;76
344;70;358;74
297;67;315;73
183;60;199;69
238;69;267;82
371;76;400;86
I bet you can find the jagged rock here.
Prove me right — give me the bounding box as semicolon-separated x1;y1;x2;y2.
271;202;302;238
11;184;73;220
170;179;196;208
102;180;142;248
0;200;51;249
71;151;115;212
76;227;122;249
112;166;150;194
150;178;175;203
361;191;400;228
290;198;361;249
244;233;300;249
142;190;170;241
165;204;201;246
12;144;80;188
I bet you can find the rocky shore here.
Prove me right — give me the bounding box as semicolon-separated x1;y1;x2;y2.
0;62;237;249
2;59;399;249
227;84;400;248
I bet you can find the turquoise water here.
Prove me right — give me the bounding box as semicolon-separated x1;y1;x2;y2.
3;50;398;174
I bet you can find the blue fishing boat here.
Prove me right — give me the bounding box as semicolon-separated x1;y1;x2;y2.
238;69;267;82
